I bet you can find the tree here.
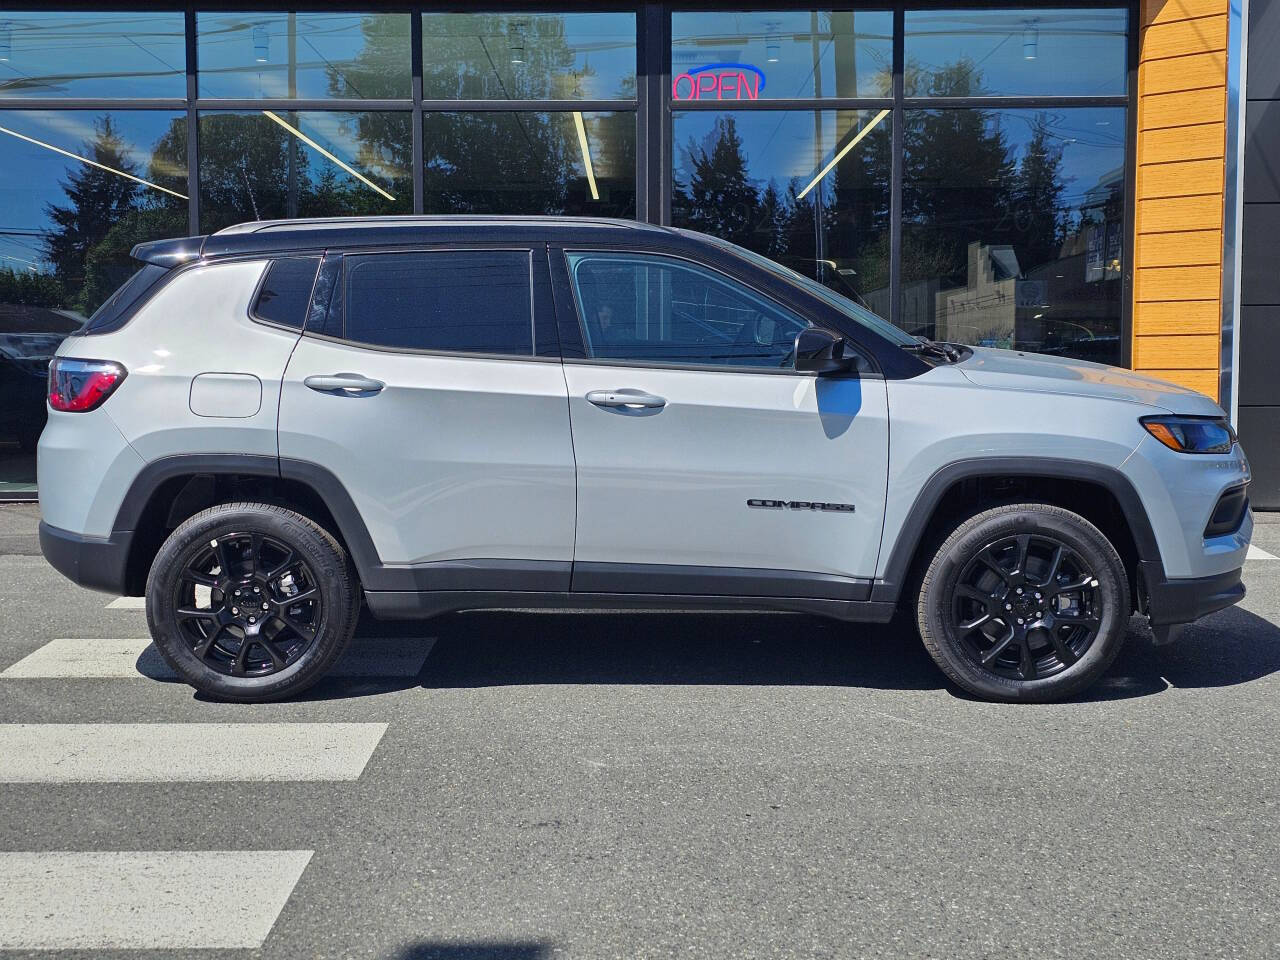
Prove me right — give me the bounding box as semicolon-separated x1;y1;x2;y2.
1009;114;1067;271
678;117;761;249
43;117;141;303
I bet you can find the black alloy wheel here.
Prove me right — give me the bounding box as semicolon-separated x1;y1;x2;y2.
951;534;1102;681
173;531;322;678
916;502;1130;703
147;502;360;702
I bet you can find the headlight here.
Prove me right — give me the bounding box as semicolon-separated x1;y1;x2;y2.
1140;415;1236;454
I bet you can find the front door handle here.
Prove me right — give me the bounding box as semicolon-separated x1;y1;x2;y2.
303;373;385;395
586;389;667;410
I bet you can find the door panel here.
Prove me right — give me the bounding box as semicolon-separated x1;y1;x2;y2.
563;363;889;583
279;339;575;571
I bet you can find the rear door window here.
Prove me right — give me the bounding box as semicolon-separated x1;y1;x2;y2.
251;257;321;329
341;250;533;356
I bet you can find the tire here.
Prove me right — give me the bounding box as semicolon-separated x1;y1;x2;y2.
916;502;1130;703
145;502;360;703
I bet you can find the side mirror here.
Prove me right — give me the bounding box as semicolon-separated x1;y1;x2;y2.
794;327;855;374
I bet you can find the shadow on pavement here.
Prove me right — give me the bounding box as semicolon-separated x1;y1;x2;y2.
391;943;549;960
1079;605;1280;701
294;602;1280;704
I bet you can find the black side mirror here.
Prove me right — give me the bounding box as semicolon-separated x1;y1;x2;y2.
794;327;855;374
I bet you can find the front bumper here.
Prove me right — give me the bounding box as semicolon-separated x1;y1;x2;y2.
1137;560;1245;643
39;521;133;595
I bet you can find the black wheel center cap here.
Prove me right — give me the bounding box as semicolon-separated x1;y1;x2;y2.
226;580;269;624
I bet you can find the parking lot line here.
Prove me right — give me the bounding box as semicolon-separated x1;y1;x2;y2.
1;636;435;680
0;723;387;782
0;850;311;949
1246;544;1278;561
105;596;146;609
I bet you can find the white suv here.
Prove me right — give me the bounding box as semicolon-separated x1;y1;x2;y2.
38;217;1252;703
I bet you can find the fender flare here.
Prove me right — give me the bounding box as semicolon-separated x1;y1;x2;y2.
112;454;385;585
871;457;1162;604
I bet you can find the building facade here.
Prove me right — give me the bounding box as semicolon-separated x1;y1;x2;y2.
0;2;1269;503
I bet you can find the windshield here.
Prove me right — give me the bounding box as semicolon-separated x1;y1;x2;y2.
688;231;921;348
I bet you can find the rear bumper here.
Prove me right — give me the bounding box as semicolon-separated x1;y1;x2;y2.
39;521;133;595
1138;560;1244;628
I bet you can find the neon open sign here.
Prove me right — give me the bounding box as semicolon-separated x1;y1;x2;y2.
672;62;767;101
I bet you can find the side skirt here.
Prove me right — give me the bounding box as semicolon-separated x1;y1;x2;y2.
363;590;898;623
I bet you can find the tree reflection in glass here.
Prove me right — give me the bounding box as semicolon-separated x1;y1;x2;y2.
672;110;892;313
902;100;1126;363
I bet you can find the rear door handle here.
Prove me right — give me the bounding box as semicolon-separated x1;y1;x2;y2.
303;373;385;395
586;389;667;409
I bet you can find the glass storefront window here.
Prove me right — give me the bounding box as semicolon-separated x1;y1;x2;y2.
0;12;186;99
420;12;637;101
197;110;412;233
901;107;1126;363
196;12;412;100
0;109;187;493
422;111;635;217
672;11;893;101
672;109;892;309
904;9;1128;98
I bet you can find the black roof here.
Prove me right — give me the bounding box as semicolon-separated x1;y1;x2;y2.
131;216;681;266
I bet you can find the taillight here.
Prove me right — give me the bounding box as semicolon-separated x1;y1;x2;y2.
48;358;127;412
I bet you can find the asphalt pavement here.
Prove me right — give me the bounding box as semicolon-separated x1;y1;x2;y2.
0;502;1276;959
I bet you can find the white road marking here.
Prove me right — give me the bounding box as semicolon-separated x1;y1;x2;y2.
1;637;435;680
0;850;311;949
1246;543;1278;561
105;596;145;609
0;723;387;782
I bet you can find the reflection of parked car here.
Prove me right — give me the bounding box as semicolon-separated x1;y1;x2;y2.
39;217;1251;706
0;305;81;451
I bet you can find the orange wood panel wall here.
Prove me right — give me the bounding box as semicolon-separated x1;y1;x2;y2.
1133;0;1230;398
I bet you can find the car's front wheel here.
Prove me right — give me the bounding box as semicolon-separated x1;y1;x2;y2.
146;502;360;702
916;502;1131;702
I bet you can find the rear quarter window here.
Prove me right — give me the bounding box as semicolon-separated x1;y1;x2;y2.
251;257;321;329
82;263;172;335
341;250;533;356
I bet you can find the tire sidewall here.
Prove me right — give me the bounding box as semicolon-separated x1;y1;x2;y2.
146;504;357;702
921;507;1129;702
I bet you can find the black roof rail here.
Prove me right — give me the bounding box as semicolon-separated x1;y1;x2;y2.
132;216;682;264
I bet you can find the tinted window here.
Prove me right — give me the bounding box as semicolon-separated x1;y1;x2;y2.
84;263;172;334
672;10;893;100
343;250;533;355
196;12;412;100
421;12;636;100
901;107;1125;363
566;252;810;368
0;12;186;99
253;257;320;329
903;9;1128;98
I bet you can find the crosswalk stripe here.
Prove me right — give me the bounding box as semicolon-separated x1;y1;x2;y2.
0;723;387;782
105;596;146;609
0;850;311;949
1246;543;1278;561
1;637;436;680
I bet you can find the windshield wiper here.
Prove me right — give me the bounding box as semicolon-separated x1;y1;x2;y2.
904;336;963;363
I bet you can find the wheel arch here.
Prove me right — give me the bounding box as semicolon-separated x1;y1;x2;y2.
114;455;382;595
873;458;1160;607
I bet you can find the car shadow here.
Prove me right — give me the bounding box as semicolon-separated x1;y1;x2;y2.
291;602;1280;704
389;943;549;960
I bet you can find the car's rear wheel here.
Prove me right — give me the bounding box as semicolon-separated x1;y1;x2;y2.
916;503;1130;702
146;502;359;702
